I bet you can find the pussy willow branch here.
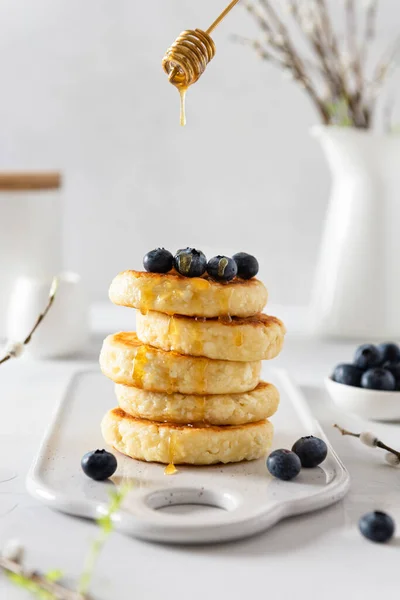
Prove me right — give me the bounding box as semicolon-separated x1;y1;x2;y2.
334;424;400;460
368;35;400;115
383;89;397;133
345;0;361;82
288;0;341;90
288;0;368;127
361;0;378;66
311;2;367;125
0;277;58;366
239;0;399;128
256;0;331;122
0;556;87;600
231;35;287;68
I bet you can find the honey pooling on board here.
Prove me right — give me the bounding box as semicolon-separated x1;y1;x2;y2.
162;0;241;126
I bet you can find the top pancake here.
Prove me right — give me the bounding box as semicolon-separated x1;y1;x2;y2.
109;270;268;317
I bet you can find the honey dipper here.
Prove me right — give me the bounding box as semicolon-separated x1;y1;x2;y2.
162;0;241;126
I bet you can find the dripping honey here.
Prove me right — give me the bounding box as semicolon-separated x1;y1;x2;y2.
234;330;244;347
165;432;178;475
139;282;153;314
179;87;187;127
132;345;148;388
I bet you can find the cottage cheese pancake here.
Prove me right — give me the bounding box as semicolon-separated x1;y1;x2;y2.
109;270;268;318
116;381;279;425
101;408;273;465
136;311;286;362
100;332;261;394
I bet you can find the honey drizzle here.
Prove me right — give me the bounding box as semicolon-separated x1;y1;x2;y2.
200;395;207;423
234;330;244;347
165;432;178;475
198;357;209;394
139;282;154;315
166;316;179;393
132;345;148;388
218;286;234;321
192;317;204;355
168;315;178;349
179;87;187;126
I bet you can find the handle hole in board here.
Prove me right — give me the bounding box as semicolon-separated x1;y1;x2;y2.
145;487;240;515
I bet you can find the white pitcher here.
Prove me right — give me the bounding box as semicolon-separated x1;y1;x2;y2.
310;126;400;339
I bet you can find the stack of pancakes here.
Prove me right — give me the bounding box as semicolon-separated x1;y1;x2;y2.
100;269;286;469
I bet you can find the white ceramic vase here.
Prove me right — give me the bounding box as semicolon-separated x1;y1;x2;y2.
310;126;400;339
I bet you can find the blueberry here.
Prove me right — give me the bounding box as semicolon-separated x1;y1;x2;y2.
382;361;400;385
81;449;117;481
266;449;301;481
292;436;328;468
361;368;396;391
174;248;207;278
232;252;259;279
378;342;400;364
332;363;363;387
207;255;238;282
143;248;173;273
354;344;382;369
359;511;395;543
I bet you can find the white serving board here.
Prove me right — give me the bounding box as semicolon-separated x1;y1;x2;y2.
27;369;350;544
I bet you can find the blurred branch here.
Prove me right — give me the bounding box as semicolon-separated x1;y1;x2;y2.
236;0;396;129
0;277;58;366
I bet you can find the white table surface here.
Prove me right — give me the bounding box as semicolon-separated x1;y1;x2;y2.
1;305;399;599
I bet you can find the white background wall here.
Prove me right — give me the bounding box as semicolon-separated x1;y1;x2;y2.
0;0;398;306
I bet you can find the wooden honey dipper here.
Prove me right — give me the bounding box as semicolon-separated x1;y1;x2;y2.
162;0;241;126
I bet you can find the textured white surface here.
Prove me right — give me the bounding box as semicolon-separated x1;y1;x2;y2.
0;1;398;307
0;324;400;597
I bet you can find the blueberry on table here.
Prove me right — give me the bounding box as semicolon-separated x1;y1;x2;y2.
292;436;328;468
332;364;363;387
143;248;173;273
354;344;382;369
267;449;301;481
174;248;207;278
361;368;396;391
378;342;400;364
81;449;117;481
359;511;395;543
232;252;259;279
207;256;238;282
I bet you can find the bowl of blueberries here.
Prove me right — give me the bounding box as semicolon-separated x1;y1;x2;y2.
326;342;400;421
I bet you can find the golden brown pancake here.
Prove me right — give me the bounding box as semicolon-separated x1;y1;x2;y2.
115;380;280;425
99;331;261;394
136;310;286;361
101;408;273;465
108;270;268;318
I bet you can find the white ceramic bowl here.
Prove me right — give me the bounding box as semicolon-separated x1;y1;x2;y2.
325;377;400;422
6;272;88;359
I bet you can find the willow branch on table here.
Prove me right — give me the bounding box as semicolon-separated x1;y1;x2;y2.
1;487;131;599
0;277;58;366
0;555;87;600
334;424;400;466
